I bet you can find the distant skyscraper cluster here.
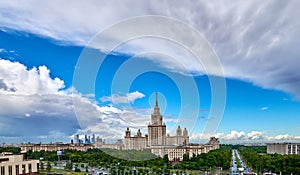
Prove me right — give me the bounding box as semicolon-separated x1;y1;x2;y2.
72;134;96;144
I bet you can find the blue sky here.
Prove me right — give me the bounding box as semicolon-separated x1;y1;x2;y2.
0;1;300;144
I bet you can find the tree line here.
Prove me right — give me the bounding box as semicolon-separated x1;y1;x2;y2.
24;145;231;172
238;146;300;174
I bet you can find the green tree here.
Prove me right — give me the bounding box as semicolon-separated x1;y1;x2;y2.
163;154;169;163
40;161;44;170
65;161;73;171
46;162;51;172
183;153;189;162
85;165;89;172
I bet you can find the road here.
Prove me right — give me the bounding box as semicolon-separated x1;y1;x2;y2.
231;149;253;175
235;149;249;173
231;149;238;174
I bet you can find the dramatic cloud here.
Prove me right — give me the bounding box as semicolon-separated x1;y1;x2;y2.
100;91;145;104
0;1;300;99
0;59;149;143
0;59;65;95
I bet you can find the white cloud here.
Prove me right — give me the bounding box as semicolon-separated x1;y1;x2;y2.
247;131;264;140
190;130;300;143
0;1;300;99
100;91;145;104
0;48;15;54
0;59;150;143
0;59;65;95
264;134;300;142
260;107;268;111
222;130;247;140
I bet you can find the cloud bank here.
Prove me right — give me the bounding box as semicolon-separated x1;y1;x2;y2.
0;59;298;143
0;0;300;99
0;59;149;143
190;130;300;143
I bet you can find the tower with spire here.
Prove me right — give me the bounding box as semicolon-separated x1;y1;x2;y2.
123;92;220;161
148;92;166;146
151;92;163;125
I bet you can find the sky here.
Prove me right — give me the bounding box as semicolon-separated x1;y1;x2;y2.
0;0;300;144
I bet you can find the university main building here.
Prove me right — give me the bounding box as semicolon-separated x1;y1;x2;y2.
124;93;219;161
21;93;219;161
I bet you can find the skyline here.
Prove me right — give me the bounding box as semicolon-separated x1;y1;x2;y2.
0;1;300;144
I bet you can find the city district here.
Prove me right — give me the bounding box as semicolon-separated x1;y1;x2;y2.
1;93;299;175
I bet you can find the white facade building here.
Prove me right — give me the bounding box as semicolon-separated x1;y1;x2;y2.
0;152;39;175
124;92;220;161
267;143;300;155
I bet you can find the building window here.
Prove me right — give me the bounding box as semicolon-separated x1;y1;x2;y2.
288;145;291;154
22;165;26;174
8;166;12;175
15;165;19;175
28;164;32;173
1;166;5;175
292;145;296;154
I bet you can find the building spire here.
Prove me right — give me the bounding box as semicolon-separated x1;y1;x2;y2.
153;92;160;115
155;92;158;107
151;92;163;125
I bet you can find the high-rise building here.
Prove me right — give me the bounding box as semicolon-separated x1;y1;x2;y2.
148;92;167;146
74;134;79;144
92;134;95;144
124;92;220;161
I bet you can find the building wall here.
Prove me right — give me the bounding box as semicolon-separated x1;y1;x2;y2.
208;137;220;149
95;139;124;150
166;136;189;146
124;137;148;150
149;143;218;162
267;143;300;155
0;154;39;175
148;125;166;146
21;143;94;152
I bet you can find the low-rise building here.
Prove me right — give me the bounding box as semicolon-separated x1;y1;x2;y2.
150;138;219;161
267;143;300;155
21;143;94;152
0;152;39;175
95;138;124;150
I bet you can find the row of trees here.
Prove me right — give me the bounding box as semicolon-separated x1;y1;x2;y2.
238;146;300;174
1;145;230;173
0;147;20;154
24;145;231;172
180;146;231;170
